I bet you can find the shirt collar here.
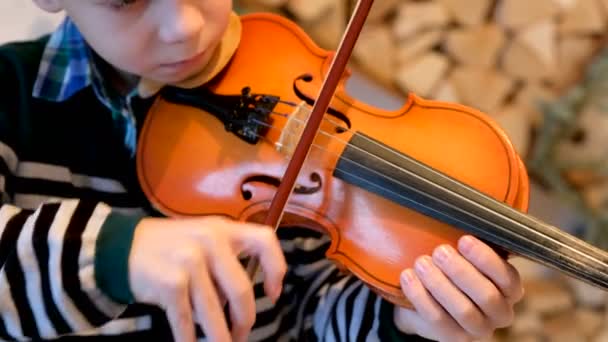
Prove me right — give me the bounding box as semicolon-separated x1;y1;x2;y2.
33;16;95;102
32;16;139;156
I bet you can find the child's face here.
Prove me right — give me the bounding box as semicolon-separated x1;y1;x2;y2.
36;0;232;84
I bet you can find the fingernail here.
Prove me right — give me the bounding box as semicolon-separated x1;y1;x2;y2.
415;256;431;274
401;269;415;286
434;245;453;264
459;235;475;254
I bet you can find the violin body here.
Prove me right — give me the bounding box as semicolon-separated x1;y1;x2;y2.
136;13;543;307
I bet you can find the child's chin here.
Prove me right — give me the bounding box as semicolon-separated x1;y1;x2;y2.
142;73;190;86
149;66;203;85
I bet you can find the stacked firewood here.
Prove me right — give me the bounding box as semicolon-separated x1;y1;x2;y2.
233;1;608;340
489;258;608;342
235;0;608;160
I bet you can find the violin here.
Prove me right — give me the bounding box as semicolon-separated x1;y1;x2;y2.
136;3;608;308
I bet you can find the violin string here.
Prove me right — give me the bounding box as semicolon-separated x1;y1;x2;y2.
277;99;299;107
248;122;608;272
247;112;603;267
262;102;608;261
327;164;608;273
269;111;288;118
260;106;348;132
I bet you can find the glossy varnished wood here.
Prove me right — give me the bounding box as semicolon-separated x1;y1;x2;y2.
137;13;530;307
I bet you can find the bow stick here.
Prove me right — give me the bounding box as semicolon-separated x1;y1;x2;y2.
245;0;376;278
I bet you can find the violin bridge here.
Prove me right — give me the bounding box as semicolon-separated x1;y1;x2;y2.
277;101;310;157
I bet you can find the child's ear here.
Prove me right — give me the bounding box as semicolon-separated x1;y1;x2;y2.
32;0;63;13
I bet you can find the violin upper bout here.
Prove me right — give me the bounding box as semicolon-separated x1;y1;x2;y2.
416;92;528;208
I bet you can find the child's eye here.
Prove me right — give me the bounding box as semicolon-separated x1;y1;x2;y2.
109;0;138;10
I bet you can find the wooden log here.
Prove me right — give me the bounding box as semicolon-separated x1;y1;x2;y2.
449;66;515;113
395;29;443;65
437;0;493;26
552;0;578;12
501;39;554;82
596;330;608;342
572;309;603;338
519;19;557;71
495;0;559;30
583;180;608;211
444;24;506;67
300;0;347;49
392;1;450;40
367;0;401;23
432;79;460;102
558;0;607;35
286;0;335;22
395;52;450;97
543;312;587;342
522;279;574;315
566;277;608;309
490;104;533;156
352;24;396;86
515;82;557;127
602;0;608;13
552;35;597;90
509;311;544;336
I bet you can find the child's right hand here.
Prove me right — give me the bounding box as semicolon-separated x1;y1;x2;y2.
127;216;287;342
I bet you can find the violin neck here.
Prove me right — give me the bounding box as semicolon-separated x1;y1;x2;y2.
333;132;608;289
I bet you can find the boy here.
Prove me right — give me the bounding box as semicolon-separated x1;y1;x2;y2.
0;0;524;341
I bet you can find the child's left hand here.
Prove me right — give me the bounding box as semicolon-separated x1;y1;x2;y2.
394;235;525;342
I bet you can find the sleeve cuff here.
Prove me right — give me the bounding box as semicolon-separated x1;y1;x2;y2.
95;210;145;304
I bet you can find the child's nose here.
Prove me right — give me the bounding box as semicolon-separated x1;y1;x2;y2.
158;2;204;44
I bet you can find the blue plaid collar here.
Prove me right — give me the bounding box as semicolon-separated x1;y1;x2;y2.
33;17;139;156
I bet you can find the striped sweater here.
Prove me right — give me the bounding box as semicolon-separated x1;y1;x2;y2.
0;37;423;341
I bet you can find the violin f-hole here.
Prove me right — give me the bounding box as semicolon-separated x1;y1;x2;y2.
293;74;351;133
240;172;323;200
